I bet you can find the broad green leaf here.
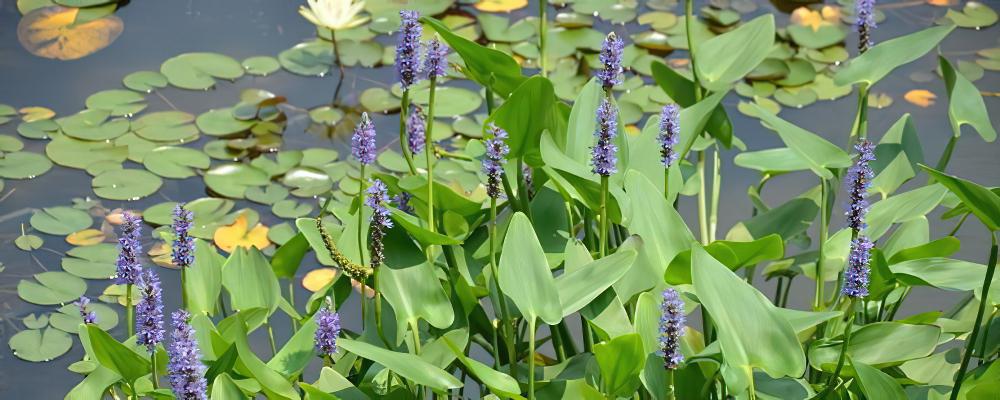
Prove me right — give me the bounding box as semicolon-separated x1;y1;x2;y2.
18;271;87;305
809;322;940;371
221;247;281;315
727;192;819;243
593;333;645;398
666;234;784;284
389;208;461;246
852;359;908;400
556;245;638;317
210;373;246;400
271;233;309;279
30;206;91;235
443;337;522;399
649;62;733;146
338;338;463;392
232;314;299;400
921;166;1000;231
499;212;562;325
564;78;605;164
865;183;948;240
940;56;996;142
308;367;367;399
266;316;316;377
380;236;455;344
65;366;120;400
485;76;555;165
752;104;851;179
694;15;776;91
834;25;955;86
734;148;811;175
888;237;961;264
870;114;924;197
691;246;805;393
422;17;526;98
85;325;149;385
0;151;52;179
890;258;987;292
8;327;72;362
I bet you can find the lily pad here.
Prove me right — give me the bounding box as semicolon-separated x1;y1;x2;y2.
92;169;163;200
204;163;270;198
410;86;483;118
787;24;846;49
308;106;344;126
132;111;199;142
46;134;128;169
85;90;147;116
8;327;72;362
15;234;43;251
122;70;168;92
58;110;130;141
242;56;281;76
160;52;245;90
18;271;87;305
31;207;91;235
142;146;211;178
0;151;52;179
943;2;997;28
272;199;314;219
278;40;332;76
61;243;118;279
49;302;118;332
360;88;400;113
17;119;59;139
196;108;254;137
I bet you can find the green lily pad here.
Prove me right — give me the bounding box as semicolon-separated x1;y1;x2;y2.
272;199;314;219
133;111;199;142
123;70;168;93
58;110;131;141
747;58;790;81
46;134;128;169
0;134;24;152
23;314;48;329
337;40;383;67
242;56;281;76
8;327;72;362
92;169;163;200
18;119;59;139
309;106;344;126
246;183;290;205
807;74;853;100
18;271;87;305
0;151;52;179
868;92;893;109
49;302;118;332
632;31;672;51
195;108;254;136
360;87;401;113
15;234;43;251
278;40;332;76
787;25;846;49
85;90;147;116
410;86;482;118
61;243;118;279
943;2;997;28
142;146;211;178
554;12;594;28
774;87;818;108
0;104;16;125
775;58;817;86
638;11;678;31
113;132;157;163
31;207;91;235
479;14;536;43
282;167;332;197
203;140;248;160
161;52;245;90
204;163;270;198
738;96;781;118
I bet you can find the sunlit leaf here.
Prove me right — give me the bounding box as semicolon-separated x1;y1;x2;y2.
17;6;123;60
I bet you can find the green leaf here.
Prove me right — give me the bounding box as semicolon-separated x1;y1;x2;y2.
204;163;270;199
485;76;555;165
865;183;948;240
186;239;225;316
442;337;522;398
887;237;961;264
939;56;997;142
694;15;775;91
92;169;163;200
379;227;455;343
809;322;939;371
0;151;52;179
890;258;987;292
870;114;924;197
852;359;907;400
593;333;645;397
221;247;281;315
266;316;316;377
30;206;92;235
556;245;638;317
422;17;526;98
271;233;309;279
231;313;299;400
920;165;1000;231
389;208;461;246
8;327;72;362
15;234;43;251
306;367;367;399
691;246;805;393
86;325;150;385
161;52;245;90
499;212;562;325
210;373;246;400
834;25;955;86
338;338;463;392
18;271;87;305
666;234;784;284
142;146;211;179
751;104;851;179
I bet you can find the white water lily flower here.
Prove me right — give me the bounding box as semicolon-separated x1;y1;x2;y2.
299;0;369;31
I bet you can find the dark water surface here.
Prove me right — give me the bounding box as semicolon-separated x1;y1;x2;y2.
0;0;998;397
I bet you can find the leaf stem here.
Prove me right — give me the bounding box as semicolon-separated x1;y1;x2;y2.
709;145;721;242
814;178;829;311
490;197;517;380
426;78;438;236
697;151;708;244
538;0;547;77
528;319;537;400
400;90;417;175
126;283;134;338
819;299;857;399
150;351;158;389
950;232;998;400
599;176;609;257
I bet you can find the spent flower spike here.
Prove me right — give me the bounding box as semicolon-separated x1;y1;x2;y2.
843;236;874;298
315;298;342;356
407;105;426;154
167;310;207;400
422;39;449;79
658;288;686;369
115;211;143;285
352;112;377;165
171;204;194;269
365;179;393;268
75;296;97;325
659;104;681;168
482;123;510;199
136;268;164;353
597;32;624;90
396;10;422;89
591;98;619;176
845;140;876;232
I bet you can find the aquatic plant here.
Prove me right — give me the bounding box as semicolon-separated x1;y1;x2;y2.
167;310;207;400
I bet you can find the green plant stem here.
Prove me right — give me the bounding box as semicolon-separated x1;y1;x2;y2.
814;179;829;311
773;277;785;305
374;268;389;347
664;167;671;202
265;321;278;355
288;280;298;331
696;152;709;244
781;276;792;308
684;0;701;92
517;159;533;219
126;284;134;338
551;324;566;362
934;135;959;175
949;213;971;236
599;176;609;257
819;300;857;400
538;0;547;77
978;308;997;364
425;78;438;235
950;232;998;400
748;372;757;400
501;174;520;213
330;28;346;103
667;369;676;400
709;145;721;242
150;351;158;389
849;83;870;144
490;198;518;380
528;320;537;400
410;320;424;398
180;269;187;310
399;90;417;175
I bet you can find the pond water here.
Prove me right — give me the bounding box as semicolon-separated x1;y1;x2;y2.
0;0;998;397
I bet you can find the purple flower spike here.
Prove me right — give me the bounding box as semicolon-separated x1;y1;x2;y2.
366;179;394;268
172;204;194;269
845;140;875;232
659;104;681;168
855;0;876;52
352;112;377;165
591;98;619;176
422;39;449;79
136;268;164;353
407;105;426;154
314;298;341;357
115;212;143;285
167;310;207;400
396;10;423;89
658;288;686;370
75;296;97;325
597;32;624;90
482;123;510;199
843;236;874;298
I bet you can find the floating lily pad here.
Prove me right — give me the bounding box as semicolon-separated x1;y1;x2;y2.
17;6;123;61
133;111;199;142
18;271;87;305
787;25;846;49
246;184;290;205
279;40;332;76
272;199;314;219
554;12;595;28
410;86;483;118
203;140;248;160
943;2;997;28
161;52;245;90
114;132;157;163
142;146;211;178
308;106;344;126
204;163;270;198
8;327;72;362
868;92;894;109
774;87;818;108
58;110;130;141
18;119;59;139
92;169;163;200
282;167;333;197
360;87;401;113
747;58;790;81
123;70;168;92
337;40;383;67
20;106;55;122
479;14;536;43
15;234;43;251
49;302;118;332
23;314;48;329
195;108;254;137
46;134;128;169
0;151;52;179
807;74;852;100
31;207;91;235
638;11;678;31
775;58;817;86
85;90;147;116
242;56;281;76
0;104;15;125
738;96;782;117
251;151;303;177
633;31;672;51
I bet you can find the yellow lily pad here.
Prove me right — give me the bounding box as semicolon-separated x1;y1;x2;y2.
213;214;270;253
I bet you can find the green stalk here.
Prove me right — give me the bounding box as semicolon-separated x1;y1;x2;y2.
288;280;298;331
551;324;566;362
819;300;857;399
664;167;671;201
538;0;547;77
684;0;701;92
330;28;346;103
814;179;829;311
374;268;389;347
517;159;533;220
180;269;187;310
150;351;158;389
696;151;708;244
934;135;959;175
709;145;721;242
425;78;439;235
599;176;609;257
528;320;537;400
667;369;676;400
501;173;520;213
950;232;998;400
399;90;417;175
126;284;134;338
490;198;518;380
978;308;997;364
265;321;278;355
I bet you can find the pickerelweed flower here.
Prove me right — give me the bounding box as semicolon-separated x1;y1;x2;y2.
591;98;619;176
366;179;394;268
596;32;624;90
167;310;207;400
843;236;874;298
845;140;876;231
75;296;97;325
171;204;194;269
659;104;681;168
396;10;422;89
136;268;164;353
352;112;377;165
422;39;449;79
115;212;143;285
394;192;413;214
482;123;510;199
657;288;686;370
314;298;342;357
407;105;426;154
855;0;876;53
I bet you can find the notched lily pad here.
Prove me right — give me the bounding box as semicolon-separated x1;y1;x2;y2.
8;327;72;362
18;271;87;305
161;52;245;90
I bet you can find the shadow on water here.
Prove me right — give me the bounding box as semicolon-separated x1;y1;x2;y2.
0;0;997;397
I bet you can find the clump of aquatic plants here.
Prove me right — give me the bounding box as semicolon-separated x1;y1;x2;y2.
3;0;1000;399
